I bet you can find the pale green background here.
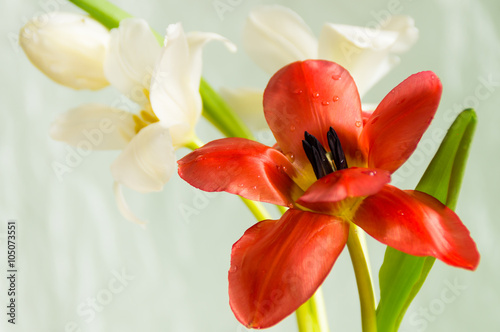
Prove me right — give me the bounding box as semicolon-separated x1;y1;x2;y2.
1;0;499;331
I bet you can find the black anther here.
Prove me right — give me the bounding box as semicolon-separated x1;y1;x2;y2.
327;127;348;170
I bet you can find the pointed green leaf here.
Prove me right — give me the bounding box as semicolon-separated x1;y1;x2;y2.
376;109;477;332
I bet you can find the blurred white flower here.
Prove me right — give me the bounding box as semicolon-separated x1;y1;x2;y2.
224;5;418;130
19;12;110;90
49;18;234;223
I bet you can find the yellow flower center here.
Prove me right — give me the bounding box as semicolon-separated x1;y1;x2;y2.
132;89;160;134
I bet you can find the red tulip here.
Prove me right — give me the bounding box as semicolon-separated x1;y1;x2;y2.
178;60;479;328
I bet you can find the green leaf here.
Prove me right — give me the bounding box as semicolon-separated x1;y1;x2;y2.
376;109;477;332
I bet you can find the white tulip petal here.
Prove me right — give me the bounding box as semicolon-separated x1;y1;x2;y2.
104;18;161;106
354;54;401;97
318;23;403;96
150;23;233;147
243;5;318;74
219;87;267;131
50;103;135;150
110;122;176;193
113;182;147;226
19;12;109;90
185;31;237;86
383;16;419;53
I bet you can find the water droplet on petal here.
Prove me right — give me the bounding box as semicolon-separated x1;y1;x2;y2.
286;153;295;162
229;265;238;273
217;165;221;169
322;101;330;106
290;125;296;132
288;203;294;209
362;170;376;176
332;96;339;102
252;186;257;190
238;183;244;187
355;121;362;127
332;74;342;80
312;92;320;98
293;88;303;94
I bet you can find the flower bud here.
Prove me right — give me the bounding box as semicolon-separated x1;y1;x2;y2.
20;12;110;90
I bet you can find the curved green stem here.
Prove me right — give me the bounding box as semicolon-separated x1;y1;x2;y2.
68;0;131;29
241;198;272;221
347;223;377;332
276;205;288;215
200;78;256;140
296;287;330;332
184;136;205;151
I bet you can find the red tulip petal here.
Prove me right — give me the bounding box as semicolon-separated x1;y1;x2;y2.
359;71;442;173
229;209;349;328
296;167;391;214
352;185;479;270
264;60;364;186
178;137;303;207
361;110;374;126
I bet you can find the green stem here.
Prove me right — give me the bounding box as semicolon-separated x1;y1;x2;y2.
184;136;205;151
296;287;330;332
200;78;256;140
241;198;272;221
276;205;288;215
68;0;131;29
347;223;377;332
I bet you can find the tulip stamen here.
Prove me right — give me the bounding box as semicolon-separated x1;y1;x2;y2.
302;128;348;179
327;127;348;170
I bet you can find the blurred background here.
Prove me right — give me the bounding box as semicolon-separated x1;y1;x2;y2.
1;0;499;331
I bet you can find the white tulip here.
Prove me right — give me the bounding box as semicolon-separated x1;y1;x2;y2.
19;12;110;90
49;18;234;223
230;5;418;130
